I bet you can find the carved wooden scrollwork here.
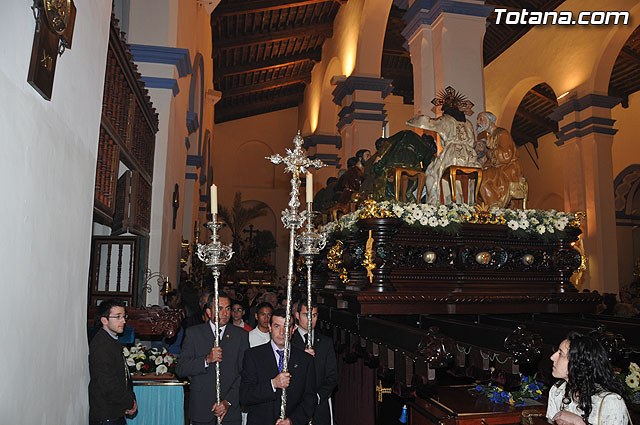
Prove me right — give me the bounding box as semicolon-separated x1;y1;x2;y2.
417;326;454;368
503;325;543;364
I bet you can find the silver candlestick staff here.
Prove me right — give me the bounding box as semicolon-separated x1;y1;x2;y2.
267;130;325;421
197;219;234;425
295;202;327;350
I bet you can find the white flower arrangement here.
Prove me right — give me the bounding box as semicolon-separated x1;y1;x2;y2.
123;343;178;376
320;201;580;241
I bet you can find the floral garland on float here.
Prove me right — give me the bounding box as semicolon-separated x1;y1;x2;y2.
321;200;583;242
619;361;640;404
123;344;177;377
472;373;546;406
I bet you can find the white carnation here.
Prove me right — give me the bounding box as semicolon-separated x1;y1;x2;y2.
156;364;168;375
428;217;438;227
536;225;545;234
507;220;519;230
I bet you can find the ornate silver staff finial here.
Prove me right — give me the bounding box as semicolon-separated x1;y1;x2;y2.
295;203;327;352
267;130;325;421
197;219;233;425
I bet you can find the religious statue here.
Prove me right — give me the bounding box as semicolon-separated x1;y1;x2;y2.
313;177;339;212
334;149;369;205
475;111;525;208
407;87;481;204
359;131;437;202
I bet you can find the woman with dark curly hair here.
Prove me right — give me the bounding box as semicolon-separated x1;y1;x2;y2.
547;332;630;425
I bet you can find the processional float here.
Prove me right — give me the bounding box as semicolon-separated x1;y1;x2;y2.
267;130;325;420
196;187;233;425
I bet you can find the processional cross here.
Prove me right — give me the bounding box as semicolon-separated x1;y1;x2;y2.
376;380;392;402
267;131;324;420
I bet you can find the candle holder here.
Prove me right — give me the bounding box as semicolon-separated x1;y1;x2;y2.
267;130;324;420
295;203;327;350
196;219;233;425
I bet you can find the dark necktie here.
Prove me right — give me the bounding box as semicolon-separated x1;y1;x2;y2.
277;349;284;372
304;333;309;346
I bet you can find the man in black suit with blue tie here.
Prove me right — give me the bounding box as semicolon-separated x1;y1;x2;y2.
177;294;249;425
292;298;337;425
240;308;316;425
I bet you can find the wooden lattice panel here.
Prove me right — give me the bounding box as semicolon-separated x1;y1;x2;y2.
94;126;120;218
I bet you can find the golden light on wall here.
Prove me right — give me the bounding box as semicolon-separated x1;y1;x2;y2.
342;26;357;77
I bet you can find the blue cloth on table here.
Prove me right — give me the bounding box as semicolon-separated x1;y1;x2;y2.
126;382;184;425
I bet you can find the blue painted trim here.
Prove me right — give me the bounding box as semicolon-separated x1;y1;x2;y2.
186;111;199;135
186;172;199;180
402;0;492;41
303;134;342;149
141;77;179;96
554;126;618;146
129;44;192;77
332;76;394;105
337;111;387;132
185;137;191;150
559;116;615;134
338;102;386;119
186;155;203;167
548;94;621;122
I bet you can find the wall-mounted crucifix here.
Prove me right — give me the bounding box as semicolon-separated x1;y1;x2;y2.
243;224;258;246
27;0;77;100
172;184;180;230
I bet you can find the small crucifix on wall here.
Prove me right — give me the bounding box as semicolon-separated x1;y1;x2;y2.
172;184;180;230
27;0;77;100
243;224;258;246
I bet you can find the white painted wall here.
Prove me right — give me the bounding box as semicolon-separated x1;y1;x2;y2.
0;0;111;423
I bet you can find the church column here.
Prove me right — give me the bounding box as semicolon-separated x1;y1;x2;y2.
332;76;393;165
549;94;621;295
402;0;491;116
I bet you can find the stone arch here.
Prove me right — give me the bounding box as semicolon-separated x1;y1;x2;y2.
317;57;343;133
590;4;640;94
508;83;558;147
233;140;275;188
495;76;548;130
187;53;205;155
354;0;393;77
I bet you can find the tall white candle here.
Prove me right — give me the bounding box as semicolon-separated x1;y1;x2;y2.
210;184;218;216
306;171;313;204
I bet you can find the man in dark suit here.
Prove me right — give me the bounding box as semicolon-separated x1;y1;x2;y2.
240;308;316;425
177;294;249;425
89;298;137;425
292;299;338;425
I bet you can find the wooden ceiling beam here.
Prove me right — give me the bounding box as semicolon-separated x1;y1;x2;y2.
528;87;557;104
515;107;558;133
213;22;332;51
620;46;640;67
221;74;310;97
383;49;411;58
216;92;305;121
213;0;341;17
214;48;321;80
